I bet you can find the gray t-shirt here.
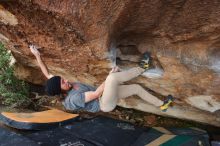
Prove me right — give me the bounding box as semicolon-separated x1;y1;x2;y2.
62;82;100;113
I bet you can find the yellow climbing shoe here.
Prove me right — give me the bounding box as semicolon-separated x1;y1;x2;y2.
139;51;152;70
160;95;174;112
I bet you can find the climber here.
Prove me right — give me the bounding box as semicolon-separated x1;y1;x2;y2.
29;45;173;113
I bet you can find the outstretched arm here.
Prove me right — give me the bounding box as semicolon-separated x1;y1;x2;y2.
29;45;54;79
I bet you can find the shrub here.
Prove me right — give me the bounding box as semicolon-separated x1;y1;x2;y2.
0;43;30;107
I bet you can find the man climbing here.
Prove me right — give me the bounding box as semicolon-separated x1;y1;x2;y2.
29;45;173;113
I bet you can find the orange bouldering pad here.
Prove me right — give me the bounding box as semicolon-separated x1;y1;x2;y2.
0;109;79;130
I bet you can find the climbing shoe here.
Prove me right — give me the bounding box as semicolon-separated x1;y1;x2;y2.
139;51;152;70
160;95;174;112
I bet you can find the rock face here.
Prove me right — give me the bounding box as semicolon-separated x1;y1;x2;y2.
0;0;220;126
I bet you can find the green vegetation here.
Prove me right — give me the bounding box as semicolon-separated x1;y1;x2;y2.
0;43;30;107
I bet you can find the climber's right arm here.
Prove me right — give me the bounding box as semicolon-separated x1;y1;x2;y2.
29;45;54;79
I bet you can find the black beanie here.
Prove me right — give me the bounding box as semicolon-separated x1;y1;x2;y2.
45;76;61;96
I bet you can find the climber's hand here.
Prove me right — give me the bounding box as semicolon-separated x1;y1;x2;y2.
109;66;121;74
29;45;40;57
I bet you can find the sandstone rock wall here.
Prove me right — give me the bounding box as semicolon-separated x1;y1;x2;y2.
0;0;220;126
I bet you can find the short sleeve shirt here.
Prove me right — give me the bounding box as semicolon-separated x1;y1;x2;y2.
62;82;100;113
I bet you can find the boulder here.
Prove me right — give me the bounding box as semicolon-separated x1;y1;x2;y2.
0;0;219;126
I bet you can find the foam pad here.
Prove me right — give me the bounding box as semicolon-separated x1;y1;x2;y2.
62;116;147;146
0;115;210;146
27;128;95;146
132;127;210;146
0;109;78;130
0;127;38;146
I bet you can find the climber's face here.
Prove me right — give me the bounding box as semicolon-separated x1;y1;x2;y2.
60;78;72;91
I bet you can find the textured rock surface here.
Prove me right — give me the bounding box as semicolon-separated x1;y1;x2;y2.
0;0;220;126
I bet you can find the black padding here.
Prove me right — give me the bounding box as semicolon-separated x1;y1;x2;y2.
0;116;211;146
27;128;96;146
27;116;147;146
132;127;210;146
132;131;163;146
62;116;147;146
167;127;207;135
0;127;38;146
